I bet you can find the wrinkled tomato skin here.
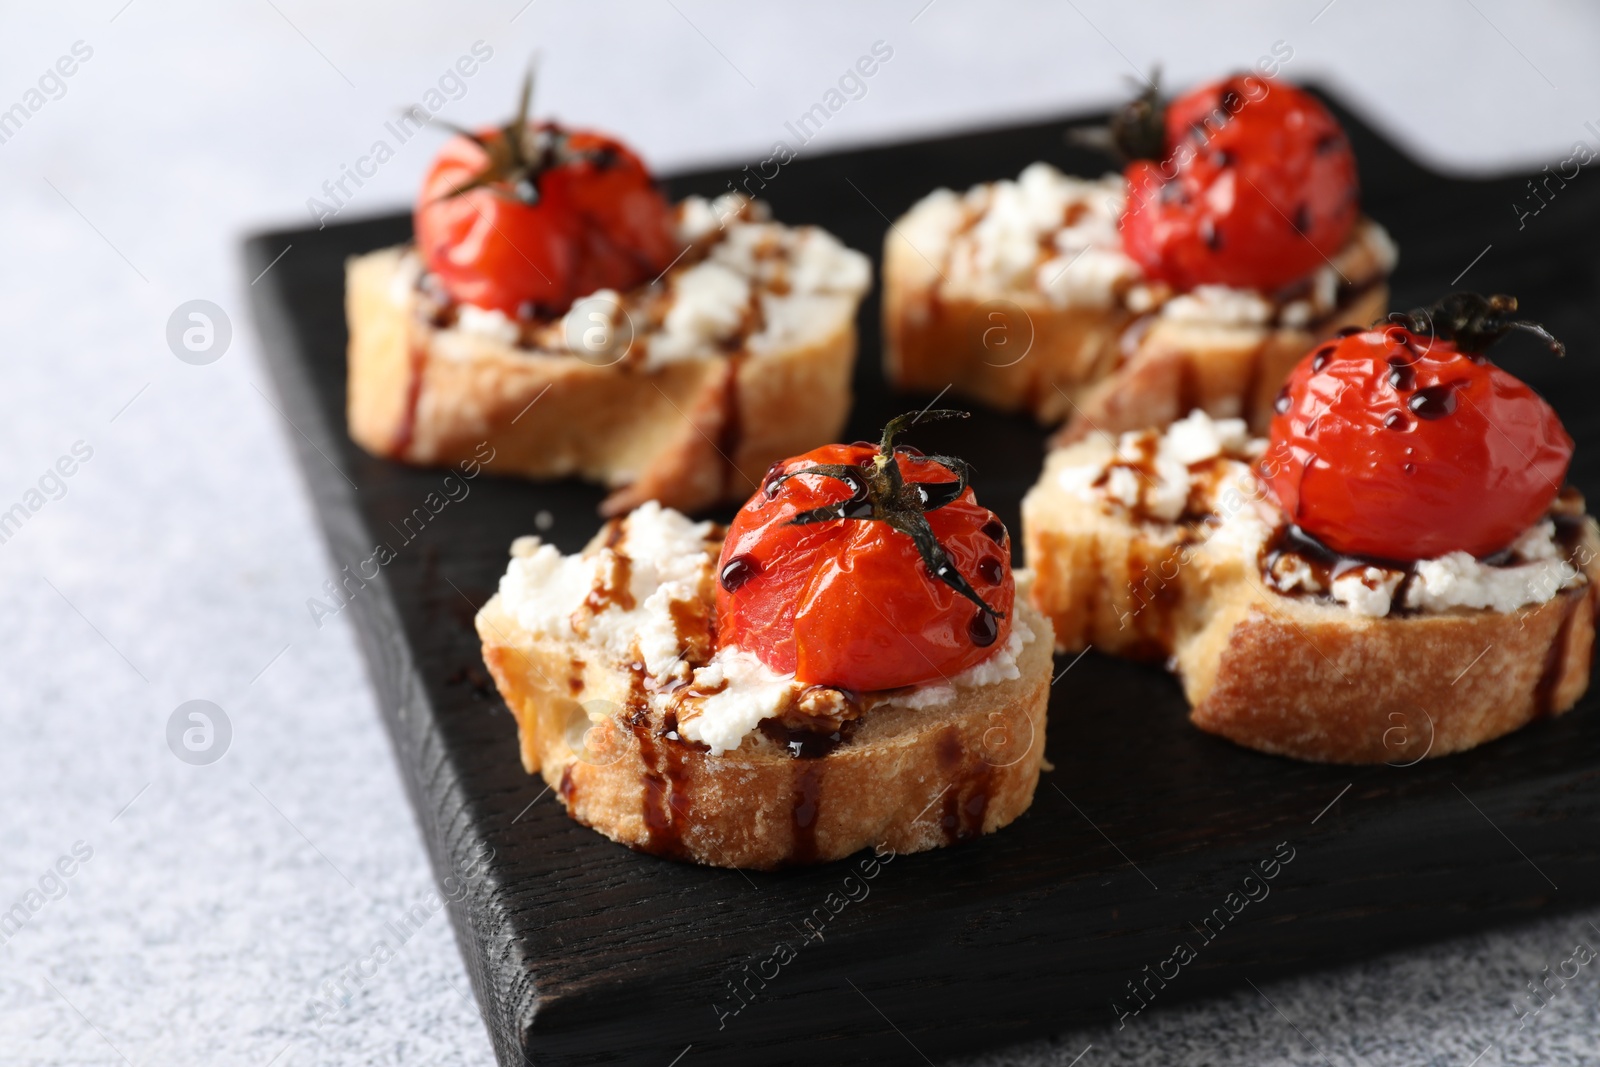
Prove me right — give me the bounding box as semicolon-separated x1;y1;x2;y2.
1264;328;1572;561
1121;77;1359;293
715;444;1015;692
413;124;677;316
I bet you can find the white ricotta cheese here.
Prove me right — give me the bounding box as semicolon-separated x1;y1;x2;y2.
676;196;722;243
455;303;522;345
497;501;714;677
1331;567;1404;617
1160;285;1274;326
1404;532;1579;614
1037;247;1141;309
646;218;869;368
647;259;751;366
675;646;796;756
879;615;1038;710
1061;408;1249;523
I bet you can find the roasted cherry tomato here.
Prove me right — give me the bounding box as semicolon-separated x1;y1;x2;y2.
716;412;1014;693
414;77;677;317
1263;294;1573;561
1117;76;1359;292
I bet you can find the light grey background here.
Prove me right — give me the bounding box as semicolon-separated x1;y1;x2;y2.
1;2;1597;1064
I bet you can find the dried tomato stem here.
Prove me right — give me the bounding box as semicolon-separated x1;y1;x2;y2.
1391;292;1566;358
780;412;1003;619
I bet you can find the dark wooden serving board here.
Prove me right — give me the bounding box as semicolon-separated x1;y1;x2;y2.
246;92;1600;1066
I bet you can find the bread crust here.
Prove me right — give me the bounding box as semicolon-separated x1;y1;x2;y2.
346;246;857;515
881;212;1388;437
1023;443;1600;763
476;585;1054;869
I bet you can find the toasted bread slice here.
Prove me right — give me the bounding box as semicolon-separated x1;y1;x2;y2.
347;200;869;516
475;511;1054;869
881;165;1393;437
1023;421;1600;763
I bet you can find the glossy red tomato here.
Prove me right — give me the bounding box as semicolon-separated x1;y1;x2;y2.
1263;306;1572;561
715;415;1014;693
415;121;677;317
1120;77;1359;292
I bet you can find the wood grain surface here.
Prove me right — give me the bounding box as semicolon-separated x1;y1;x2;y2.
246;93;1600;1066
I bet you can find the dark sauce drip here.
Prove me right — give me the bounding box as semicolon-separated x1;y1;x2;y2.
1240;337;1268;425
1533;591;1582;718
720;554;760;592
968;609;999;647
761;460;786;497
1175;359;1201;422
977;557;1005;585
716;354;746;496
1553;510;1587;550
585;552;634;613
1409;384;1458;420
1386;355;1416;392
790;763;824;863
1120;541;1188;659
626;665;694;860
981;519;1007;545
1262;524;1409;603
1383;411;1408;431
760;716;857;760
1292;204;1310;236
1311;345;1335;373
1274;385;1291;416
934;729;993;843
390;341;430;456
1200;219;1221;251
1336;325;1366;338
1213;149;1234;168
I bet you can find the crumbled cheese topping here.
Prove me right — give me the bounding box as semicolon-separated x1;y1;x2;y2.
1331;567;1404;617
902;163;1396;325
1160;286;1274;326
496;503;1037;757
933;165;1137;303
418;193;869;369
499;501;715;679
1051;414;1585;618
1059;409;1252;523
878;615;1038;710
1404;524;1579;615
648;260;752;365
455;303;521;345
674;647;796;756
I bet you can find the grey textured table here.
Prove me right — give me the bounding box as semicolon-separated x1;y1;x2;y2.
3;3;1598;1064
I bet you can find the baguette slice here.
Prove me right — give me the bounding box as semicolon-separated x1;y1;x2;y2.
476;533;1054;870
881;166;1393;438
1024;432;1600;764
347;210;866;516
